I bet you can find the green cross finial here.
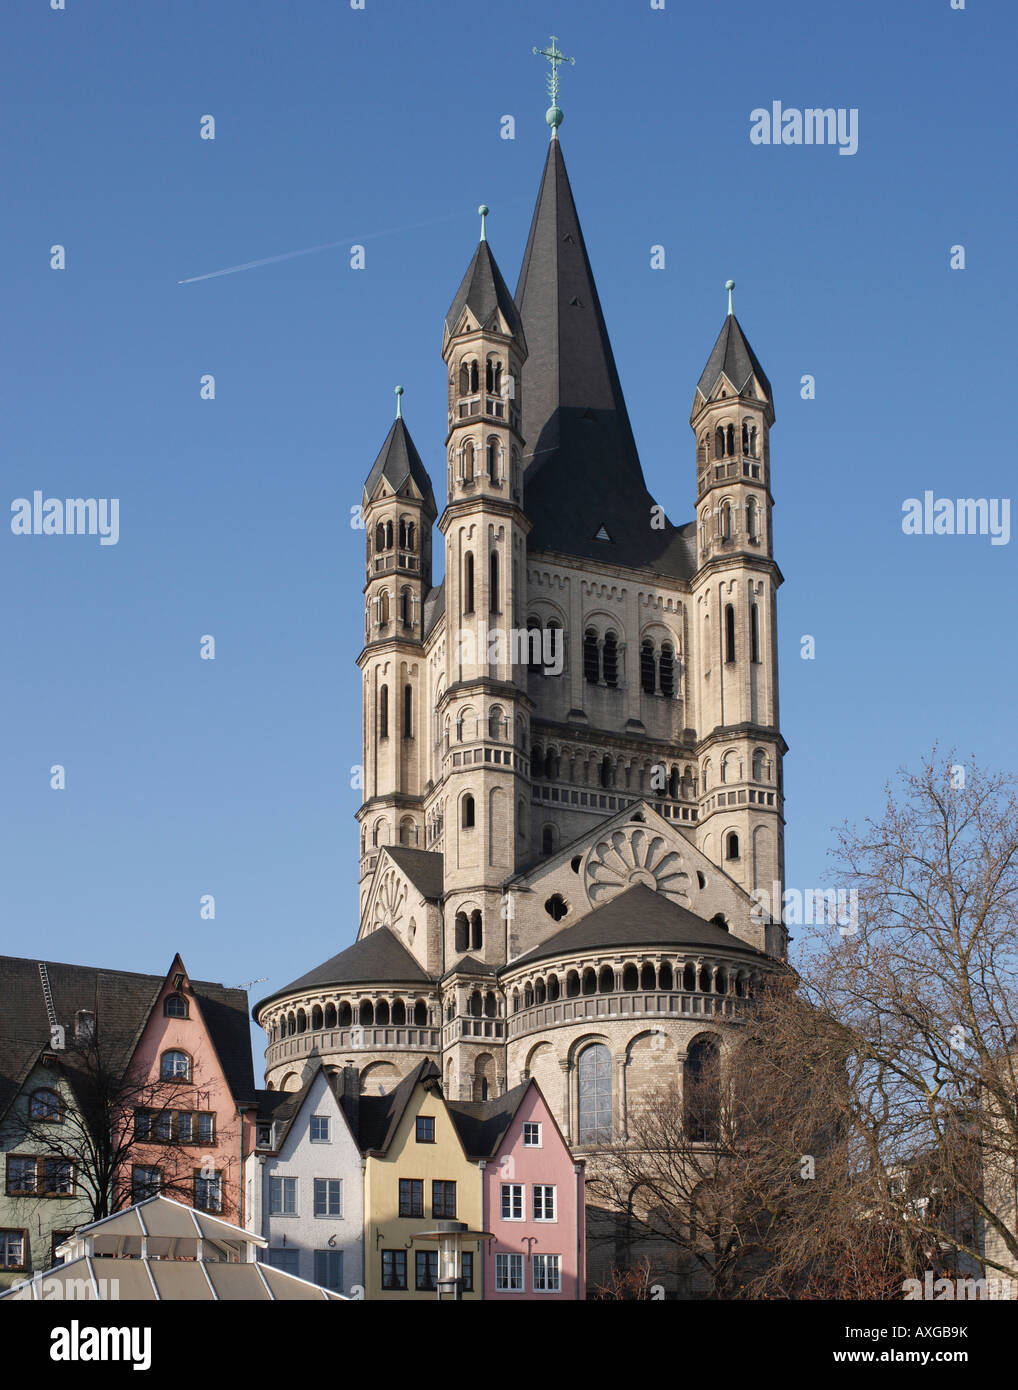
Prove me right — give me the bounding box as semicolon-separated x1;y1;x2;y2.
725;279;735;315
533;35;575;136
478;204;489;242
395;384;403;419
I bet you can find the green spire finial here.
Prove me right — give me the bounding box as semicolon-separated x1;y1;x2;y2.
533;35;575;137
725;279;735;315
394;384;403;419
478;204;489;242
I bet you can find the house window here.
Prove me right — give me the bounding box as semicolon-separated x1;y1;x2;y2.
522;1122;542;1148
256;1123;273;1149
269;1176;298;1216
416;1249;439;1291
398;1178;424;1217
177;1112;193;1143
381;1250;407;1290
416;1116;435;1144
133;1110;151;1141
432;1180;456;1218
310;1115;331;1143
155;1111;173;1143
132;1166;161;1202
533;1253;562;1292
314;1248;343;1292
196;1112;215;1145
195;1172;222;1213
500;1183;523;1220
0;1230;25;1272
495;1252;524;1292
533;1185;556;1222
314;1179;342;1218
163;993;188;1018
461;1251;474;1291
160;1050;191;1082
264;1248;300;1276
29;1089;63;1123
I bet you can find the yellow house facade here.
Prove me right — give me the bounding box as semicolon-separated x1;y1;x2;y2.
360;1062;483;1300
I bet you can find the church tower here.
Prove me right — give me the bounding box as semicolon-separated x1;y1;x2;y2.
357;397;437;880
689;284;785;907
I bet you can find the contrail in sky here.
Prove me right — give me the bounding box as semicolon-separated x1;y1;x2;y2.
177;206;517;284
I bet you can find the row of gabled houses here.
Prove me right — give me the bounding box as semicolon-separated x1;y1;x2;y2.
0;951;583;1300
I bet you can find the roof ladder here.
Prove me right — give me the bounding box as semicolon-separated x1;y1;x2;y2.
37;961;58;1032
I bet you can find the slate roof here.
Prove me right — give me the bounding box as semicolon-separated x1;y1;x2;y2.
356;1058;439;1154
255;926;433;1015
362;416;436;513
445;239;525;346
422;581;445;639
514;139;694;579
0;954;256;1121
503;883;766;971
382;846;444;902
440;955;495;980
446;1081;530;1160
695;312;774;417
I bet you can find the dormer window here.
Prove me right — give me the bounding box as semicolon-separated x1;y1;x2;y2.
164;994;188;1019
30;1089;64;1123
74;1010;95;1045
256;1123;273;1149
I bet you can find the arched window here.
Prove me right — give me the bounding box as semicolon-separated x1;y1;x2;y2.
565;971;580;998
547;975;560;1001
470;910;483;951
531;745;543;778
685;1037;721;1142
296;1009;307;1034
523;983;534;1009
468;990;482;1019
489;551;499;613
400;587;412;628
164;993;188;1019
746;496;758;541
338;1002;352;1027
659;643;675;699
640;640;656;695
324;1003;337;1028
583;628;599;683
526;618;543;673
463;440;475;482
488;705;502;741
742;421;750;455
375;522;385;553
683;963;696;992
459;361;470;396
399;817;414;846
487;437;499;484
385;520;393;550
542;825;554;857
598;965;614;994
725;424;735;457
600;756;612;789
659;962;674;990
544;747;557;780
581;968;597;996
714;425;724;458
726;831;740;861
640;962;657;990
724;605;736;664
752;749;766;782
577;1044;613;1144
359;1000;374;1026
750;425;758;457
455;912;469;953
463;552;474;614
160;1050;191;1082
462;795;475;829
29;1089;63;1122
392;999;406;1025
311;1005;323;1030
375;1000;390;1026
750;603;760;664
622;964;638;991
413;1000;428;1027
484;990;497;1018
719;500;732;541
379;589;390;625
403;684;413;738
602;631;618;687
668;766;680;799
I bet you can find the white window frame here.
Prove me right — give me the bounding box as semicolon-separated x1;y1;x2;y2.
269;1174;298;1216
522;1122;542;1148
313;1177;342;1218
533;1184;556;1222
495;1251;525;1292
500;1182;523;1221
310;1114;331;1144
532;1253;561;1293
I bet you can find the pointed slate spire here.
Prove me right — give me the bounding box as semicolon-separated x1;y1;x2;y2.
444;230;526;347
514;139;692;576
695;310;774;423
362;409;436;515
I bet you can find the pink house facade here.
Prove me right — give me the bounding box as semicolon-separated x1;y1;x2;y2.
479;1082;585;1300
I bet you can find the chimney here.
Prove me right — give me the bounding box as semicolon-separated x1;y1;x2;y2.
339;1061;360;1135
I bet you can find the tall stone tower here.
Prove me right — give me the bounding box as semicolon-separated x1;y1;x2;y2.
357;403;437;881
689;290;785;906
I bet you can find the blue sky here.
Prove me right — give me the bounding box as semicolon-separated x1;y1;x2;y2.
2;0;1015;1061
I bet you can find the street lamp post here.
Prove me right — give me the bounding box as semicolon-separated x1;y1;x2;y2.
414;1220;494;1301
